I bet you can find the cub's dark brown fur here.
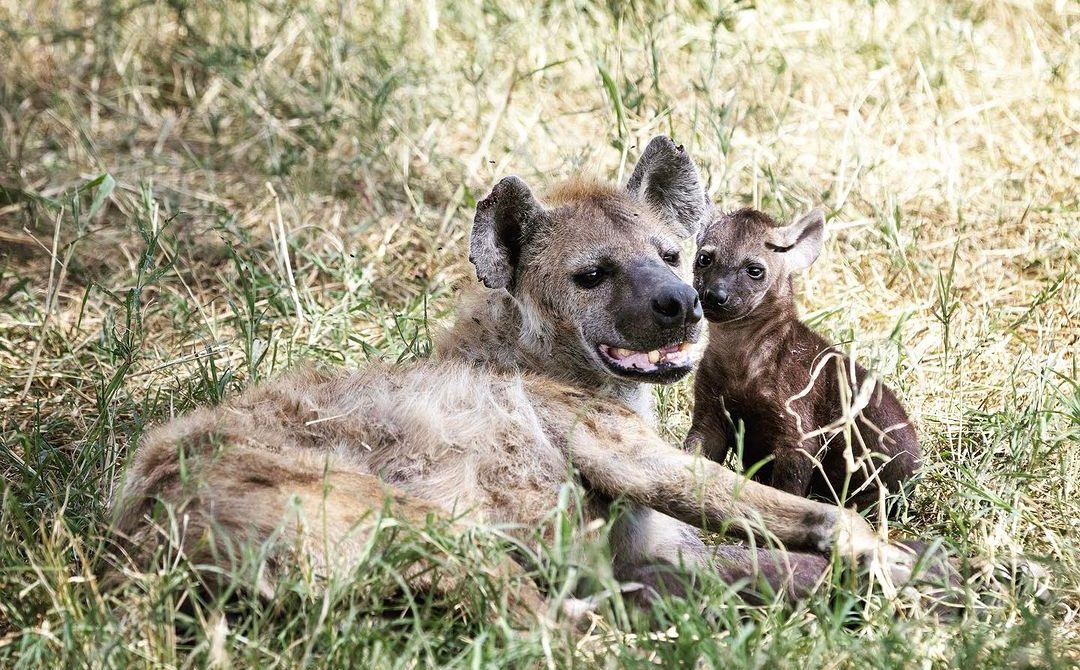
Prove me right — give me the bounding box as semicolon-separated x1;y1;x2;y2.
687;208;920;515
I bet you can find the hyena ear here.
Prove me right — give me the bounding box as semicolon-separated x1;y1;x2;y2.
470;176;549;290
769;209;825;271
626;136;708;240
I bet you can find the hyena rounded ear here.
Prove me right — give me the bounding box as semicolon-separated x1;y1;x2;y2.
470;176;549;290
625;136;708;240
771;209;826;271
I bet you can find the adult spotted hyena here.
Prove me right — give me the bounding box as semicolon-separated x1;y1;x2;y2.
112;137;917;624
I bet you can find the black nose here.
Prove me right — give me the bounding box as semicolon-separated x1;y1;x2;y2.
652;283;702;327
702;287;729;310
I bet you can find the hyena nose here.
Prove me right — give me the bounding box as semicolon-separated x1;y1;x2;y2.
703;288;729;309
652;283;701;327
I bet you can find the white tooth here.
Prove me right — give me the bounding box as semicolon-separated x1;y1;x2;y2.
648;350;661;364
616;348;634;359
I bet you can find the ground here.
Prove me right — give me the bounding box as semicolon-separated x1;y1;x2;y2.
0;0;1077;667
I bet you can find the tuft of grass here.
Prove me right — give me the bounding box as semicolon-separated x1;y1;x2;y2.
1;0;1078;667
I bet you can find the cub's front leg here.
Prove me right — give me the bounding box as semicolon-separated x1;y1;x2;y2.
767;444;817;499
685;396;731;465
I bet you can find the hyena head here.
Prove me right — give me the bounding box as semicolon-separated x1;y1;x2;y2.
693;207;825;323
470;136;709;384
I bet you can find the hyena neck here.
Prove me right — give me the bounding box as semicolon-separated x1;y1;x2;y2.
438;289;652;415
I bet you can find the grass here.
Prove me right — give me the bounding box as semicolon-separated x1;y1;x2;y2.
0;0;1078;667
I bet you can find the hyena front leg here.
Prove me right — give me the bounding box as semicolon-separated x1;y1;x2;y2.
609;506;830;607
569;414;915;584
112;443;553;628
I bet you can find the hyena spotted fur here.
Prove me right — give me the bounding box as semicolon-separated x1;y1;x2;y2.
111;137;922;625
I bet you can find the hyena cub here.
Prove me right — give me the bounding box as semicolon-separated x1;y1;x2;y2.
686;207;920;515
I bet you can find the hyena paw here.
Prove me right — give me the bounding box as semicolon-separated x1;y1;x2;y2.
829;507;878;557
869;542;918;588
970;553;1053;605
832;508;915;587
557;582;649;626
559;596;601;623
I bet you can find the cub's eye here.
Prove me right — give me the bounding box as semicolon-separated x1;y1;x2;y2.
695;252;714;269
572;267;608;289
661;250;680;266
746;264;766;280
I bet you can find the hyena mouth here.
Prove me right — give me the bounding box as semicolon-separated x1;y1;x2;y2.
597;342;694;376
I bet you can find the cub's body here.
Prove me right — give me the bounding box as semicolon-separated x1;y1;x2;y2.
689;208;920;514
692;313;919;511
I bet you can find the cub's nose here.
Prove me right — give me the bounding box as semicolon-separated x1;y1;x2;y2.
652;283;702;327
702;287;729;310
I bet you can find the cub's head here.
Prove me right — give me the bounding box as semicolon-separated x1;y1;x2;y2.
469;136;709;384
693;207;825;323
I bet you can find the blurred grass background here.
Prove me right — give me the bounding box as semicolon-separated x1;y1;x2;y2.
0;0;1077;667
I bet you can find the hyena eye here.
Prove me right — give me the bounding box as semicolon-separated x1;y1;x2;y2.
746;264;766;280
572;267;608;289
661;250;680;266
695;252;714;269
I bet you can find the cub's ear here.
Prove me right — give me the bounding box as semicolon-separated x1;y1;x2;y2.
769;209;825;271
626;136;708;240
470;176;549;290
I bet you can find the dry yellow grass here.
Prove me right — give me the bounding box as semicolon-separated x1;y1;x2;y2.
0;0;1077;666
